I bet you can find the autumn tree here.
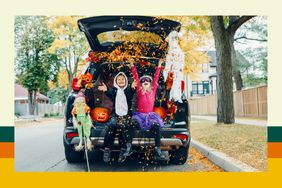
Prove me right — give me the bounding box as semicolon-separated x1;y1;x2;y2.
210;16;254;124
15;16;60;115
47;16;89;91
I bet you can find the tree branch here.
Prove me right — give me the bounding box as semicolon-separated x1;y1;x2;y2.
234;36;267;42
228;16;255;33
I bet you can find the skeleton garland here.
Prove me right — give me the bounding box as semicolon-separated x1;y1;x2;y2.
163;31;185;103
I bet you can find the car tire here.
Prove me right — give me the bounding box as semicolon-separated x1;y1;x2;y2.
169;146;189;165
64;146;84;163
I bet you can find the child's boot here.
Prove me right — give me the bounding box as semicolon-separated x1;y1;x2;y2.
154;147;166;160
103;148;111;163
118;148;127;163
123;143;133;157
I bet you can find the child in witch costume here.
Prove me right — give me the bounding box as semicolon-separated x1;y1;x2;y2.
129;59;166;160
98;72;136;163
71;89;93;151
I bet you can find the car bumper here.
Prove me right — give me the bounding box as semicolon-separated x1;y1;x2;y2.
70;137;185;150
64;126;190;150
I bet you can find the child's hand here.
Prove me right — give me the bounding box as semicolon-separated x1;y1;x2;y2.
158;59;164;67
131;79;137;89
98;83;107;92
128;57;135;68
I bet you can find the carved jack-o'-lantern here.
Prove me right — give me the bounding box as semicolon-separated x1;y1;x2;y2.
90;107;110;123
153;107;167;120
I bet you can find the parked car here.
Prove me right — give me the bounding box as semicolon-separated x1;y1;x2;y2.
63;16;191;164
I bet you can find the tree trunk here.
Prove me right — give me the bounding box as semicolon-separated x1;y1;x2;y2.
73;56;79;79
233;69;243;90
28;90;37;115
230;35;243;90
210;16;235;124
64;57;72;92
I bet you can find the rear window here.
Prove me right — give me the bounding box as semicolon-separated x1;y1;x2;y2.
97;30;163;45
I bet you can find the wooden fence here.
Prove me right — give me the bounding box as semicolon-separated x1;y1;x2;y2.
188;85;267;118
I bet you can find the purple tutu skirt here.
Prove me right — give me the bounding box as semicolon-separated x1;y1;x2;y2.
132;112;164;131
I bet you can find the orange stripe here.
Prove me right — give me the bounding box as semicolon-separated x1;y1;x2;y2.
0;143;14;158
268;142;282;158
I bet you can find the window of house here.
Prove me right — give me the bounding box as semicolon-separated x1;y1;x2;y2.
191;81;210;96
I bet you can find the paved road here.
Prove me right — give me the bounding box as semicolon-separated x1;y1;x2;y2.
15;119;222;172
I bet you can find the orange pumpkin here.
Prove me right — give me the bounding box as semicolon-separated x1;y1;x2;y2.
153;107;167;120
90;107;110;123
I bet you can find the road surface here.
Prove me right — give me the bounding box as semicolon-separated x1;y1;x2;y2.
15;119;222;172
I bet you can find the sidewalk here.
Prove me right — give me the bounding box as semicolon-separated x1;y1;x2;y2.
192;115;267;126
15;116;64;127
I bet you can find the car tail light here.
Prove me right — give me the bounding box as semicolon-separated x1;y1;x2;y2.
66;132;79;139
172;134;187;141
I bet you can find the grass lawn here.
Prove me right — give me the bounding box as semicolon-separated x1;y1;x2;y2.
190;119;267;171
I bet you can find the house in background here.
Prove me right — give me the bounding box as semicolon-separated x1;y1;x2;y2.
14;84;50;116
184;51;217;99
184;50;250;99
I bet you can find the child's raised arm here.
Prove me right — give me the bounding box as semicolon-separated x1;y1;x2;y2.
130;61;141;90
152;59;164;93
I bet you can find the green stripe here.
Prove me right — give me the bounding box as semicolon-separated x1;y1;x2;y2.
268;126;282;142
0;127;14;142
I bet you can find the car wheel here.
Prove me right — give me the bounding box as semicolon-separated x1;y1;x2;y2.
169;146;189;165
64;146;84;163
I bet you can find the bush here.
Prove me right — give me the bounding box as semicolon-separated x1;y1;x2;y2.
49;112;60;117
44;113;49;117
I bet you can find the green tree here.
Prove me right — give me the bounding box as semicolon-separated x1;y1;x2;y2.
234;16;267;87
47;87;69;104
210;16;254;124
15;16;60;115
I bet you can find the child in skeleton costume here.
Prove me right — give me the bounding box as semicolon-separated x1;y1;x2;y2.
98;72;136;163
71;90;93;151
163;31;185;103
130;59;166;160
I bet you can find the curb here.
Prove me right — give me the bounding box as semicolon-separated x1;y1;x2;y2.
191;139;259;172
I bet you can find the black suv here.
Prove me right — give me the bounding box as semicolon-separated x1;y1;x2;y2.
63;16;191;164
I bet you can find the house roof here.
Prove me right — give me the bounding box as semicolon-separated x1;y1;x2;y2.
14;84;49;101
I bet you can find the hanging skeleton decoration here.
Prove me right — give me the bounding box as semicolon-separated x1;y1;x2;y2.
163;31;185;103
72;90;93;151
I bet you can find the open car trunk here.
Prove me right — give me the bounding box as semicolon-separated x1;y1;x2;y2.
78;16;181;56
